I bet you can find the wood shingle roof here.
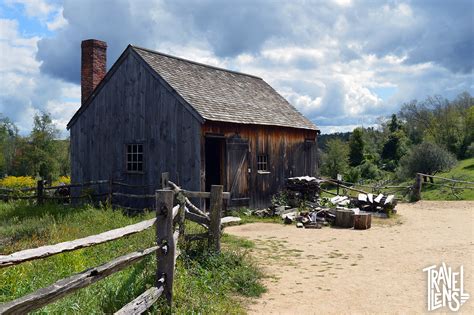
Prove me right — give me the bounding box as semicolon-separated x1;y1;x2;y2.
132;46;318;131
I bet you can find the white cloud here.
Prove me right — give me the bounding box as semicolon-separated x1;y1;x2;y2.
2;0;472;136
5;0;55;20
0;17;79;136
47;7;68;31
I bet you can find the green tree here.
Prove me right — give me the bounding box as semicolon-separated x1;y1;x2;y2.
388;114;402;133
381;129;408;169
399;92;473;158
0;115;18;176
12;112;62;181
322;139;349;179
348;127;365;166
397;142;456;180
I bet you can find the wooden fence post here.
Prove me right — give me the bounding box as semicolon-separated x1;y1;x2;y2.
37;180;44;205
412;173;422;201
209;185;223;253
155;189;175;307
108;178;113;208
161;172;169;189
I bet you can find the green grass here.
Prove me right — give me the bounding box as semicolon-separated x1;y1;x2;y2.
319;158;474;201
228;208;283;224
418;158;474;200
0;201;265;314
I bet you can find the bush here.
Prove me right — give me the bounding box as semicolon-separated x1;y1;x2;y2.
466;142;474;158
345;167;361;183
0;176;36;189
358;161;382;180
397;142;456;180
52;176;71;186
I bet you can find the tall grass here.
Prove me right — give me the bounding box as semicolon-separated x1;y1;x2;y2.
0;201;264;313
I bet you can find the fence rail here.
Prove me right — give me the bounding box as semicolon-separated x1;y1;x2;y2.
0;172;235;314
412;173;474;201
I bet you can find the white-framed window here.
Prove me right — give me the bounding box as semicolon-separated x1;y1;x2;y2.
257;154;268;172
126;144;144;172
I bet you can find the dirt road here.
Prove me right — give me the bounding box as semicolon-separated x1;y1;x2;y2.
226;201;473;314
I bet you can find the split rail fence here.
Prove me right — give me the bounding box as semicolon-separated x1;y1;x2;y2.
0;173;234;314
0;178;180;212
412;173;474;201
320;178;412;199
320;173;474;201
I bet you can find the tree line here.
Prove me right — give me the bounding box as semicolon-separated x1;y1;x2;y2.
0;112;69;182
320;92;474;182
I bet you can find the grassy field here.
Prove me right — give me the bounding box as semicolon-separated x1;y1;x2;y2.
0;201;265;314
418;158;474;200
319;158;474;201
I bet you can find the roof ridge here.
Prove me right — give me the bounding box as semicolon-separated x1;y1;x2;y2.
130;45;262;80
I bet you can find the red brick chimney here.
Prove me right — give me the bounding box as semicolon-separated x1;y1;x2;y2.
81;39;107;104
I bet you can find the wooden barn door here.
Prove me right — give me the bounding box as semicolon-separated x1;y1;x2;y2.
226;136;250;207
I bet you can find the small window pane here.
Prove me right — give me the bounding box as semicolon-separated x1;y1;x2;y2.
126;144;144;172
257;154;268;171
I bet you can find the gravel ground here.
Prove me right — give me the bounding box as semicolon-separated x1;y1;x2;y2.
226;201;474;314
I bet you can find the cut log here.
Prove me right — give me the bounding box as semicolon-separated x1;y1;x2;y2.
374;194;384;204
221;216;241;227
367;194;374;204
354;213;372;230
384;195;395;205
335;209;354;228
358;193;367;202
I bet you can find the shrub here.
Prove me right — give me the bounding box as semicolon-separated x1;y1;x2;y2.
397;142;456;180
52;176;71;186
0;176;36;189
466;142;474;158
358;161;382;180
345;167;361;183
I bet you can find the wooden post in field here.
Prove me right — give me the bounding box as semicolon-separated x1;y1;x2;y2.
37;180;44;205
209;185;223;253
413;173;422;201
155;189;175;307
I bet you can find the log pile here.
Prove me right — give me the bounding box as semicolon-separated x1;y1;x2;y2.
355;193;397;215
248;177;398;230
285;176;321;203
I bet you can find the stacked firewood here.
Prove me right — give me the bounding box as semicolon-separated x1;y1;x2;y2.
285;176;321;203
355;193;397;214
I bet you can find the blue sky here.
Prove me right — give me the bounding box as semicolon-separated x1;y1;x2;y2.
0;0;473;136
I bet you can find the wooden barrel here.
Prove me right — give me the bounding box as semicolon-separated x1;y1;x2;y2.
354;213;372;230
335;209;354;228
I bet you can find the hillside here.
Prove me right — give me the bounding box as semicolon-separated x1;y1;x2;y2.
419;158;474;200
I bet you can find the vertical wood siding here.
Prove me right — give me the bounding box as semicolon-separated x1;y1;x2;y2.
202;121;318;208
70;52;201;207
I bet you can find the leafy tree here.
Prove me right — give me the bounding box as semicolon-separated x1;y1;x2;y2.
348;127;365;166
322;139;349;179
0;115;18;176
11;112;62;181
381;129;408;169
399;92;473;158
388;114;402;133
397;142;456;180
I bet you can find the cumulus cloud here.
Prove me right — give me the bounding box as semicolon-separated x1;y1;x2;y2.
1;0;472;135
0;17;79;135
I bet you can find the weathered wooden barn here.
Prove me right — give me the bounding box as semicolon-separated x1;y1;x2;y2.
68;39;319;208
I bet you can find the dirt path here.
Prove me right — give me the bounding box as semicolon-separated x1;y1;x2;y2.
226;201;474;314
